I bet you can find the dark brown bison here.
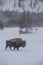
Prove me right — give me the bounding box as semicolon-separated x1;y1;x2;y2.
5;38;26;50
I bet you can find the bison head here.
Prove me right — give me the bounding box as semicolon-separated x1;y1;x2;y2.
22;40;26;48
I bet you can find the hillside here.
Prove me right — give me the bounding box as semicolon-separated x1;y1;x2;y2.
2;0;43;13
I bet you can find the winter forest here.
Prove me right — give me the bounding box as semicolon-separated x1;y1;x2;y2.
0;0;43;65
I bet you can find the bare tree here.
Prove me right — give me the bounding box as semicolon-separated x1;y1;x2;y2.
37;6;40;12
18;0;24;8
14;0;16;7
0;0;5;11
30;0;33;12
30;0;38;12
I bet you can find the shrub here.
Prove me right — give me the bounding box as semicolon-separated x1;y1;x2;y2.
0;21;4;30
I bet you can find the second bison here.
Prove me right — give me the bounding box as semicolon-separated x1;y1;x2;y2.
5;38;26;50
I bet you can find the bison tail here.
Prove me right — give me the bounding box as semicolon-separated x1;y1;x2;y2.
5;41;9;50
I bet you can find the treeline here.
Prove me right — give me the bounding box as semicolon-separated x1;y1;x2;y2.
0;11;43;28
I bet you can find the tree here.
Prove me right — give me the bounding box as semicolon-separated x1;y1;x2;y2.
14;0;16;8
18;0;32;34
0;21;4;29
13;0;33;34
0;0;5;11
30;0;33;12
18;0;24;8
30;0;38;12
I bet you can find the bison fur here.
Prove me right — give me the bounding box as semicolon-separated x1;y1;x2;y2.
5;38;26;50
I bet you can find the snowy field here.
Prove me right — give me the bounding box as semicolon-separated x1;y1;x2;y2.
0;27;43;65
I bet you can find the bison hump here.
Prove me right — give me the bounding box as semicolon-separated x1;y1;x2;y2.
15;39;22;46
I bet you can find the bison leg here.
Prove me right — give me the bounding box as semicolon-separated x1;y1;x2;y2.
17;47;19;50
14;47;15;50
9;46;12;50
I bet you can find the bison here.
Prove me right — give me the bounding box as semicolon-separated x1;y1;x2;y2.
5;38;26;50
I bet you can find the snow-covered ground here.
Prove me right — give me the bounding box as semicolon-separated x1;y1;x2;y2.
0;27;43;65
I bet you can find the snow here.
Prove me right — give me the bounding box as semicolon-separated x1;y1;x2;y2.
0;27;43;65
